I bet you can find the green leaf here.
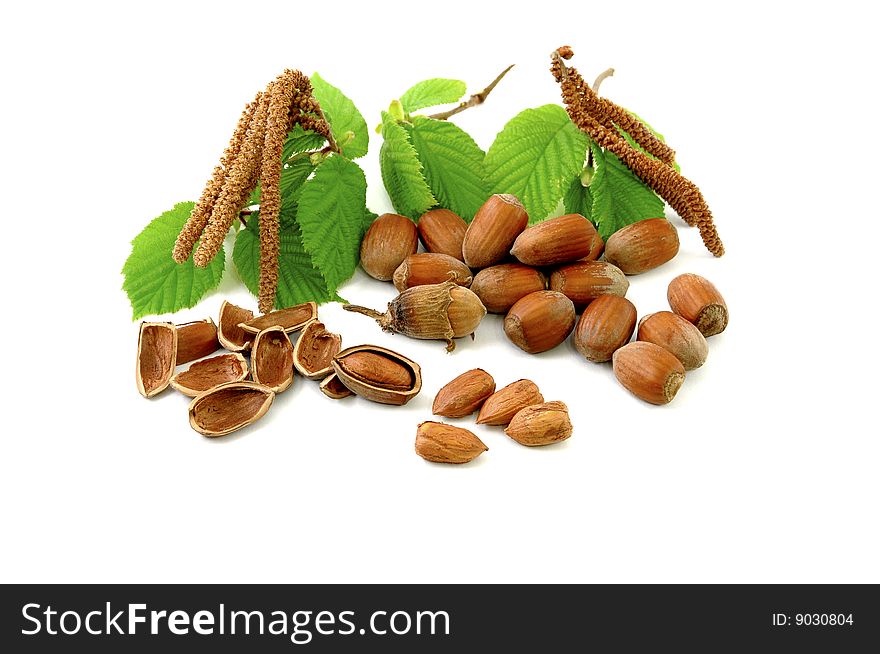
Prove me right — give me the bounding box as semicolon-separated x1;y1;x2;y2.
409;116;488;222
279;157;316;202
617;111;681;173
296;155;368;293
379;112;436;219
399;78;466;113
311;73;369;159
564;175;593;224
122;202;225;320
484;104;589;224
589;142;665;241
233;205;342;308
282;124;326;162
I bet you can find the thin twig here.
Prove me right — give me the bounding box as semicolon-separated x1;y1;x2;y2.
427;65;515;120
314;105;340;154
592;67;615;93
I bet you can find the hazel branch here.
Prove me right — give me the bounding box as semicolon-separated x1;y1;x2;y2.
592;67;615;93
427;64;515;120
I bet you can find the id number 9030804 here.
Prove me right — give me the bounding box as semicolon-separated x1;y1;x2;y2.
771;613;854;627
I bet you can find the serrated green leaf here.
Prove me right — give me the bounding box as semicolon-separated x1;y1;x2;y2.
379;112;436;219
279;157;315;202
409;116;488;222
122;202;225;320
485;104;589;224
311;73;368;159
282;124;326;162
589;142;665;241
296;155;368;293
564;175;593;224
399;78;466;113
233;205;342;308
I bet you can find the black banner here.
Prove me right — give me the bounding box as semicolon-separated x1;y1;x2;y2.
1;584;877;651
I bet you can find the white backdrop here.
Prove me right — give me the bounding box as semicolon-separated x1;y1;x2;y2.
1;0;878;583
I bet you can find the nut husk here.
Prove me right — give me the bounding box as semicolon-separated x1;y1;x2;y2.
343;281;486;352
462;194;529;268
549;261;629;309
612;341;685;405
604;218;679;275
573;295;637;363
476;379;544;426
417;208;467;261
332;345;421;405
136;321;177;398
292;319;342;380
175;319;220;364
239;302;317;335
637;311;708;370
510;213;598;266
415;421;488;464
188;381;275;437
170;352;249;397
504;291;576;354
360;213;419;281
432;368;496;418
319;373;353;400
217;300;255;352
392;252;473;291
667;273;728;337
505;401;573;446
470;263;547;314
250;326;295;393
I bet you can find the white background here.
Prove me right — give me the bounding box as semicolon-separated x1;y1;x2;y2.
1;1;878;583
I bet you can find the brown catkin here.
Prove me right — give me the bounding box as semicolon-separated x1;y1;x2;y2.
194;91;270;267
257;72;297;312
173;92;260;263
551;49;724;257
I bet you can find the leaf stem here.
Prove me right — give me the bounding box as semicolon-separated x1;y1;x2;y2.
427;64;515;120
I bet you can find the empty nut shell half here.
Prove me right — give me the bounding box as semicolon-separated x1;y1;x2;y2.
505;401;573;447
218;300;255;352
239;302;317;335
136;322;177;398
415;422;488;464
170;353;249;397
331;345;421;405
432;368;496;418
175;318;220;365
476;379;544;426
251;326;295;393
319;373;353;400
188;381;275;437
293;319;342;380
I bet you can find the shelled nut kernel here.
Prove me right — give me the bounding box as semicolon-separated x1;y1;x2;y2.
433;369;496;418
415;422;488;464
